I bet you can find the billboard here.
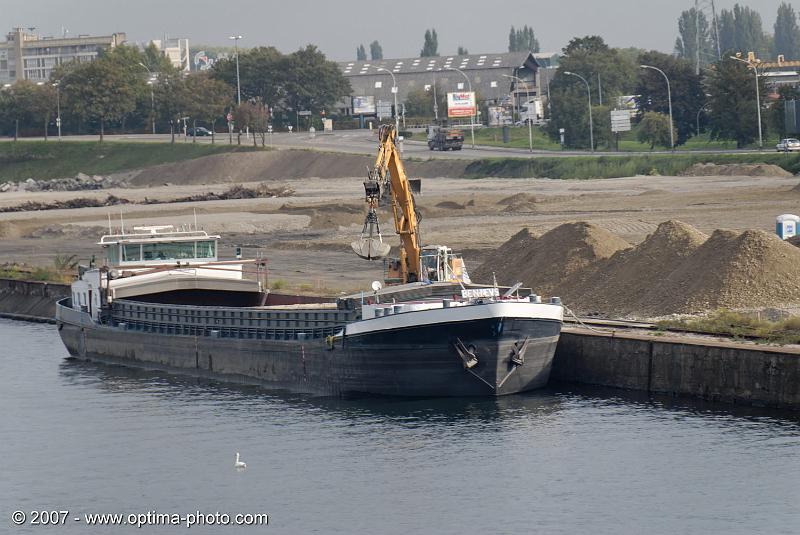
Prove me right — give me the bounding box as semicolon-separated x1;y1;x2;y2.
352;95;376;115
447;91;476;118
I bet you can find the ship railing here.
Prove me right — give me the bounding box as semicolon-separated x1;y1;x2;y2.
55;298;95;327
112;319;342;340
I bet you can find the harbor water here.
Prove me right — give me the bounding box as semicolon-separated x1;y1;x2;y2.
1;318;799;534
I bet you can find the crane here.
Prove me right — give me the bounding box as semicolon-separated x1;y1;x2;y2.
351;125;470;286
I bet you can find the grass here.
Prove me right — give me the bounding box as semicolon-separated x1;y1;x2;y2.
474;126;779;152
464;152;800;179
658;309;800;345
0;141;264;182
0;262;75;284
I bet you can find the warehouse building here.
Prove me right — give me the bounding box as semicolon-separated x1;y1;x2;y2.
337;51;558;119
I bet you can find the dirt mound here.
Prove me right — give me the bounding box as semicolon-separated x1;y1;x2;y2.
497;193;538;205
25;224;108;239
681;163;792;177
571;220;709;315
641;229;800;314
472;222;631;298
435;201;465;210
126;150;470;187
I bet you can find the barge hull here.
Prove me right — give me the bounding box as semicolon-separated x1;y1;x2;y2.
57;317;561;397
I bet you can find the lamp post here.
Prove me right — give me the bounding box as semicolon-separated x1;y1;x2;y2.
229;35;243;105
146;80;156;134
696;103;709;137
2;83;17;141
563;71;594;152
730;54;763;149
52;81;61;140
503;74;533;152
376;67;399;133
445;66;475;149
640;64;674;151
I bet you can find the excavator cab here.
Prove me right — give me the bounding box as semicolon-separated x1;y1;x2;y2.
420;245;471;284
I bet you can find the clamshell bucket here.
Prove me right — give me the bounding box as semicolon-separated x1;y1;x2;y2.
352;209;391;260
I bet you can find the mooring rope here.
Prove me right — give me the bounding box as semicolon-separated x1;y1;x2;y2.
562;304;616;334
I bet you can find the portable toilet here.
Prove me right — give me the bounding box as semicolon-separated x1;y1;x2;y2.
776;214;800;239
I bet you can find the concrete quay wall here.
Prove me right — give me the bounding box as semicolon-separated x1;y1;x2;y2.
0;278;69;322
553;327;800;410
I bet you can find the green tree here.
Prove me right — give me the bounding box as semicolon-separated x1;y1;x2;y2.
403;87;446;118
184;73;233;143
774;2;800;58
718;4;770;57
674;8;716;70
636;51;704;145
356;44;367;61
153;71;193;143
767;85;800;137
420;29;439;57
282;45;352;123
508;25;540;53
234;100;269;147
546;36;637;149
457;46;469;56
705;55;767;147
59;46;142;141
369;40;383;60
637;112;675;149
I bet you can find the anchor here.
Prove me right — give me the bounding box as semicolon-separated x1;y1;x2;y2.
452;337;479;369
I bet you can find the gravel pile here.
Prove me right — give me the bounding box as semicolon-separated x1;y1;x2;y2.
0;173;128;193
472;222;631;299
476;220;800;318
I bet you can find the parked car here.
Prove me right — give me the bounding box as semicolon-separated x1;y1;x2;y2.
776;138;800;152
187;126;212;137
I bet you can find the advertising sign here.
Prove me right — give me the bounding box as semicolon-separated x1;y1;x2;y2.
352;95;376;115
610;109;632;133
447;91;476;118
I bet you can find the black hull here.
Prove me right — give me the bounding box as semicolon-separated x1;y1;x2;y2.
57;317;561;397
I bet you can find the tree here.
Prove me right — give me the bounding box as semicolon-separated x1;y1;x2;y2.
718;4;770;57
403;87;446;118
369;40;383;60
153;71;193;143
59;46;142;141
184;73;233;143
637;112;675;149
546;36;637;149
282;45;352;123
234;100;269;147
674;8;716;71
420;29;439;57
508;25;540;53
774;2;800;58
636;51;704;146
356;44;367;61
705;55;767;147
768;85;800;138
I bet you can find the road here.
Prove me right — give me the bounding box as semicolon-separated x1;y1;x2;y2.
4;131;773;159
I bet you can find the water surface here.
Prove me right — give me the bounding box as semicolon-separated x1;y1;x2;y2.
1;319;798;534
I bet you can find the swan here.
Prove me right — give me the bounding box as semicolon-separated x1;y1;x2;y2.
235;452;247;469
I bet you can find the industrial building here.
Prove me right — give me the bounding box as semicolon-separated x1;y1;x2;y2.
336;51;558;119
0;27;126;84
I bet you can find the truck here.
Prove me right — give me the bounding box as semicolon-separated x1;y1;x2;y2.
517;98;544;125
426;125;464;151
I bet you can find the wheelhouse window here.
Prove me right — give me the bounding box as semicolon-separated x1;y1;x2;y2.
123;244;141;262
142;242;196;261
196;240;216;259
106;245;120;265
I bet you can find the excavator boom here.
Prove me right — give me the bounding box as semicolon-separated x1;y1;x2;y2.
351;125;422;283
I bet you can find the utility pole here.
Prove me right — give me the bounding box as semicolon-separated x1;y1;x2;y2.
53;81;61;140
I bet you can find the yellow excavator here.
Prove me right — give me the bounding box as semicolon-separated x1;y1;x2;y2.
351;125;471;285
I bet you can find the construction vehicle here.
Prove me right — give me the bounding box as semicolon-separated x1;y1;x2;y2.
352;125;471;285
426;125;464;151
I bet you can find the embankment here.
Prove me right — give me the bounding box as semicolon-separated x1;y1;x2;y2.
553;327;800;410
0;278;69;322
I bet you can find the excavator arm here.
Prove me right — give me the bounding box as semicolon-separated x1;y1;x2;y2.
351;125;422;283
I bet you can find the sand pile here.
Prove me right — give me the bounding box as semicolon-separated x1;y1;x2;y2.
478;219;800;317
497;193;538;213
681;163;792;177
571;220;709;315
640;229;800;315
472;222;631;299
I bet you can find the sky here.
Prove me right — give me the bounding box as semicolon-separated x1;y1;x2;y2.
1;0;786;60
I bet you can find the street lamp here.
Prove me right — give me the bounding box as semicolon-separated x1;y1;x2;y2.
146;80;156;134
502;74;533;152
563;71;594;153
444;66;475;149
375;67;399;133
52;81;61;140
229;35;243;105
640;64;674;151
730;54;763;149
1;83;18;141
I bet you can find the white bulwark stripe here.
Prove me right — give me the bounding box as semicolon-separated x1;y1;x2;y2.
346;302;563;337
